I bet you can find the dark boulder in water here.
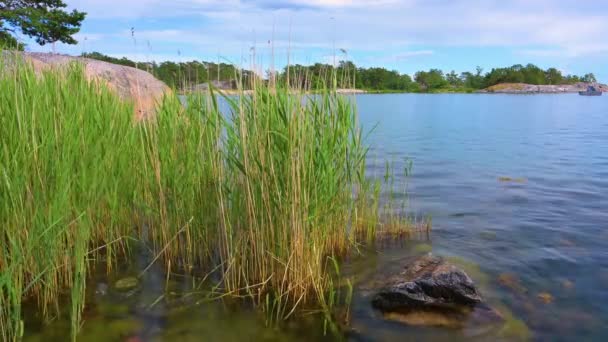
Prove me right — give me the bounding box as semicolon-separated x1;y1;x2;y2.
371;254;504;333
372;254;483;311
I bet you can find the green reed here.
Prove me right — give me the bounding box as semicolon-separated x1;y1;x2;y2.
0;55;418;341
0;57;139;341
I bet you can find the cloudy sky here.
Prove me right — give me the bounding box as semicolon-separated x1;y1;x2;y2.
23;0;608;80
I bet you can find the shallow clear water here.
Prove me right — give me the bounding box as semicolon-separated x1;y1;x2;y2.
25;93;608;341
352;93;608;341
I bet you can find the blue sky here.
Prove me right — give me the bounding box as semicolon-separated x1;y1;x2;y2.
21;0;608;81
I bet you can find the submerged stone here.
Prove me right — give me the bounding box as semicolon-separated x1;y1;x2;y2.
497;273;527;294
383;310;462;328
562;279;575;290
411;243;433;255
499;315;531;340
114;277;140;291
95;282;108;296
372;254;483;311
537;292;554;304
498;176;527;183
383;304;504;330
479;230;497;240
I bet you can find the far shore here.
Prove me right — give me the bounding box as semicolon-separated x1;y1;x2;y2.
179;82;607;96
179;88;370;95
477;82;607;94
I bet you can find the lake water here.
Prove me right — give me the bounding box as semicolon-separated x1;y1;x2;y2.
351;93;608;341
25;93;608;341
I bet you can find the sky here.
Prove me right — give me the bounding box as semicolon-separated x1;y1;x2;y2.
21;0;608;81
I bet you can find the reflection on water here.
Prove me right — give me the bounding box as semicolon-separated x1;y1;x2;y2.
25;93;608;340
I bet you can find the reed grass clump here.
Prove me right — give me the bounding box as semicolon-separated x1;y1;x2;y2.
0;56;417;340
0;59;139;341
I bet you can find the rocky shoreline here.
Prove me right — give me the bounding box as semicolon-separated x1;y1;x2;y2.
477;82;607;94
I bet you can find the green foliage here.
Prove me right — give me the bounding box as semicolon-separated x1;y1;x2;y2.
479;64;589;88
356;67;415;91
0;31;24;50
415;69;449;91
460;66;485;89
545;67;563;85
0;0;86;46
445;70;462;87
582;73;597;83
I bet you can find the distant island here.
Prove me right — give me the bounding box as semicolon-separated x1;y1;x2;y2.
81;52;602;94
478;82;607;94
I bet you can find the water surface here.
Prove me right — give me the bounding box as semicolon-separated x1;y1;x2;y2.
352;93;608;341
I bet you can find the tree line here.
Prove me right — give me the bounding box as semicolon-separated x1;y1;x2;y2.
278;61;597;92
81;53;598;93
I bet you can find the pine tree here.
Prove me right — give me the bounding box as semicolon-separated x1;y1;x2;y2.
0;0;86;48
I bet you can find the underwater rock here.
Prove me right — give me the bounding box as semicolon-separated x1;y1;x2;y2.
114;277;140;291
498;176;527;183
95;282;109;296
497;273;527;294
537;292;554;304
372;254;483;311
382;304;503;330
383;310;462;328
562;279;575;290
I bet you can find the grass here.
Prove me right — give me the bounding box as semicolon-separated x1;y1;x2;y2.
0;53;420;341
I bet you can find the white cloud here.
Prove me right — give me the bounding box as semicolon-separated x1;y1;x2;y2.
394;50;434;60
288;0;398;8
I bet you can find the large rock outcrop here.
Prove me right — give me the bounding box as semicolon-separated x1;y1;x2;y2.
3;51;170;120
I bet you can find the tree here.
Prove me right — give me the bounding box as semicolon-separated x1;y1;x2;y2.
446;70;462;87
522;63;545;85
582;73;597;83
0;30;24;49
415;69;447;91
545;68;563;85
459;66;485;89
0;0;86;47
